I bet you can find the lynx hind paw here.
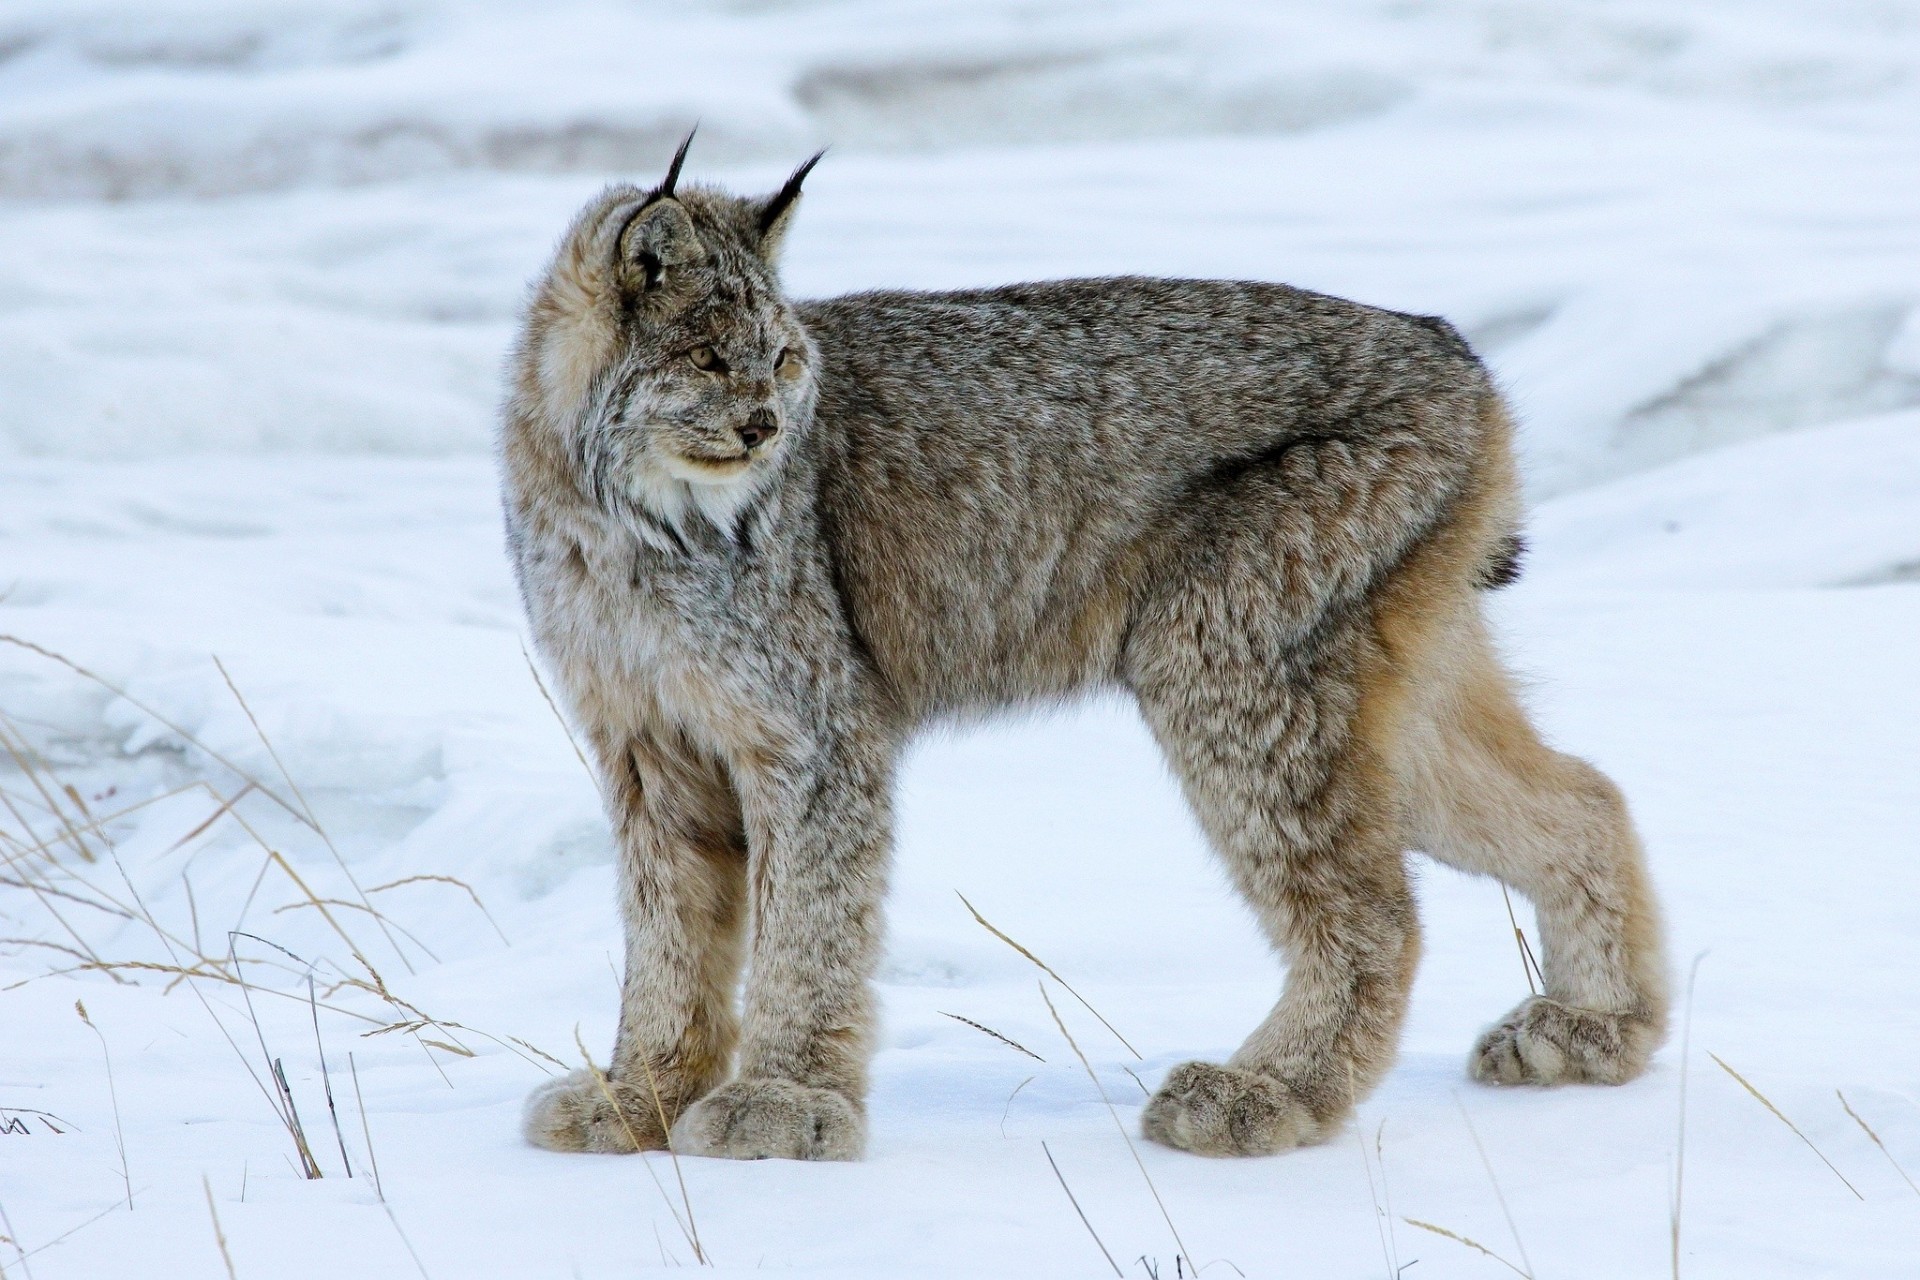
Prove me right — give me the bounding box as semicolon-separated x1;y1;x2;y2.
1471;996;1660;1087
522;1069;665;1154
670;1078;864;1161
1142;1062;1327;1157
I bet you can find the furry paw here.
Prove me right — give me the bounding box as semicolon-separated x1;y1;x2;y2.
522;1069;666;1153
670;1079;864;1161
1471;996;1660;1086
1141;1061;1325;1157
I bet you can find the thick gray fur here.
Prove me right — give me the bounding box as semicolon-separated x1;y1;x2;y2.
500;149;1669;1162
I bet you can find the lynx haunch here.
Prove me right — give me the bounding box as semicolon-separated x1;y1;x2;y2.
499;137;1667;1162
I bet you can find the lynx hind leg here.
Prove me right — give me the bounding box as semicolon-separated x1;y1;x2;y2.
1129;607;1422;1157
1406;610;1669;1087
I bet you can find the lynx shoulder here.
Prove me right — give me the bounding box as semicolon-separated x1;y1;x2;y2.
500;138;1668;1163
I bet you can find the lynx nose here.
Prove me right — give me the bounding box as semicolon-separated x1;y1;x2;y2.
737;410;778;451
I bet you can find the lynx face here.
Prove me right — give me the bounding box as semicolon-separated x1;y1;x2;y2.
525;145;822;535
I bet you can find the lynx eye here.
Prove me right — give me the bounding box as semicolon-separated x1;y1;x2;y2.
775;348;805;380
687;345;727;374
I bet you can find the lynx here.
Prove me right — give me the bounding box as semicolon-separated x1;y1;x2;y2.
500;136;1668;1162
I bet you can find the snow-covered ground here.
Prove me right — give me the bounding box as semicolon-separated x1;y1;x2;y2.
3;2;1918;1276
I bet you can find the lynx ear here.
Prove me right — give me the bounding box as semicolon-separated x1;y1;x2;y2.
755;149;825;263
615;199;705;297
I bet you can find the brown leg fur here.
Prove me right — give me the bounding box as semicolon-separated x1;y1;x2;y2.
1402;607;1668;1086
1128;579;1423;1156
523;730;747;1152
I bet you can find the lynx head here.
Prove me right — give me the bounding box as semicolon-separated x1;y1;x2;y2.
513;133;822;535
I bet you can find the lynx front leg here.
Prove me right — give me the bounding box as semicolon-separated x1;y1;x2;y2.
524;734;747;1153
670;735;893;1161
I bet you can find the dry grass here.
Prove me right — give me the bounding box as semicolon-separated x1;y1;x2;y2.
0;638;557;1228
938;1011;1045;1062
1454;1096;1534;1278
1042;1139;1124;1278
959;892;1140;1059
1403;1217;1531;1278
1837;1091;1920;1198
72;1001;129;1210
571;1029;709;1266
202;1175;238;1280
1709;1053;1863;1201
1038;980;1196;1276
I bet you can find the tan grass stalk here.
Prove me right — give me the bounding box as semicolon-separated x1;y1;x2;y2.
366;875;510;947
521;643;595;780
349;1053;384;1201
1671;952;1706;1279
0;635;311;828
1042;1140;1124;1278
571;1029;708;1266
73;1001;130;1208
1000;1075;1036;1139
960;893;1141;1059
213;656;416;975
1038;981;1194;1275
1709;1053;1863;1200
633;1049;706;1267
1403;1218;1530;1278
203;1175;238;1280
308;975;354;1176
1837;1091;1919;1198
380;1201;434;1280
1454;1096;1534;1277
1498;885;1542;995
939;1011;1046;1062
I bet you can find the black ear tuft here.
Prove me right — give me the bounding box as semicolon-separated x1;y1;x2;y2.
758;148;826;238
653;127;696;204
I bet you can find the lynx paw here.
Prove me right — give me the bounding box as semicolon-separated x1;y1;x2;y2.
670;1079;864;1161
1142;1062;1325;1157
1471;996;1660;1086
522;1069;665;1153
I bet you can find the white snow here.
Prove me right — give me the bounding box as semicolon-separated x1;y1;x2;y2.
2;3;1917;1277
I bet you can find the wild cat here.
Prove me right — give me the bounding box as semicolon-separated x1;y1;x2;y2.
499;136;1668;1161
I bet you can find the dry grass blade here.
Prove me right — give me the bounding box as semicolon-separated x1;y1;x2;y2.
367;875;510;947
349;1053;384;1202
0;712;101;863
571;1028;708;1266
0;1194;32;1280
380;1201;434;1280
203;1175;238;1280
1498;885;1542;996
1709;1053;1863;1200
269;898;441;964
1038;980;1194;1275
959;892;1140;1059
308;975;353;1177
1671;952;1706;1280
1454;1096;1533;1278
1042;1140;1124;1278
163;782;256;856
633;1048;706;1267
1403;1218;1530;1278
1001;1075;1036;1139
939;1011;1045;1062
521;643;596;781
1353;1106;1396;1280
271;1057;324;1180
213;656;417;976
1837;1091;1920;1198
0;635;310;828
73;1001;130;1209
